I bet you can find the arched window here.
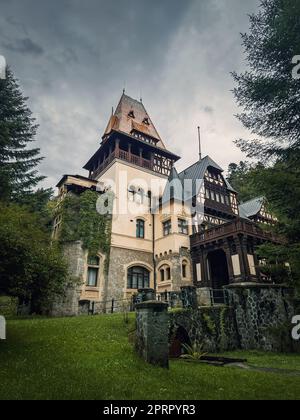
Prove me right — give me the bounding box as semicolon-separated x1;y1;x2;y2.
159;265;171;282
87;256;100;287
127;266;150;289
182;261;188;279
136;219;145;238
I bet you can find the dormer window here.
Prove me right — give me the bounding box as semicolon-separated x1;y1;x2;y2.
128;110;135;118
142;117;150;125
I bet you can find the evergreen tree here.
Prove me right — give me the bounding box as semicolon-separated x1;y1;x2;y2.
232;0;300;288
227;161;263;202
232;0;300;160
0;67;44;201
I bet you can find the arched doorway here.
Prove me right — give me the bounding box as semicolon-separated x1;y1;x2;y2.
207;249;230;289
169;326;191;358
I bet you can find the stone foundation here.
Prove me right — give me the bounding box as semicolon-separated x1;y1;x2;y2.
170;306;239;353
226;284;297;352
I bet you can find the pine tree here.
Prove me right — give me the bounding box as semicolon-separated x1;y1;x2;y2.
0;67;45;201
232;0;300;288
232;0;300;160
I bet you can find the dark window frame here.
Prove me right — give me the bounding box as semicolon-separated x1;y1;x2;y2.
163;219;172;236
87;255;100;287
127;266;150;289
136;219;145;238
178;218;189;235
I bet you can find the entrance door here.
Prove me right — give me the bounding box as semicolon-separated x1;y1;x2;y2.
207;250;229;304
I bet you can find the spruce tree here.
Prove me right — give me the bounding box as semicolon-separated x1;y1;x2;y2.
232;0;300;288
232;0;300;160
0;67;44;201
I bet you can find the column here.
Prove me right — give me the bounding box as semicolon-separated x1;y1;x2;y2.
135;301;169;368
224;241;234;283
237;235;251;282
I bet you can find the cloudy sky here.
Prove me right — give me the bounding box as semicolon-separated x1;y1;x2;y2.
0;0;260;190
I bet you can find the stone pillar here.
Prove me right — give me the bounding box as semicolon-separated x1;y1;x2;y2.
135;301;169;368
137;288;156;302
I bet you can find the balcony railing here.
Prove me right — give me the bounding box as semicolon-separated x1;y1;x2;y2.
90;149;153;179
190;218;280;247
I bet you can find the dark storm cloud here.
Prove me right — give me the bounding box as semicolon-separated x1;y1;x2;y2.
0;0;260;189
3;37;44;56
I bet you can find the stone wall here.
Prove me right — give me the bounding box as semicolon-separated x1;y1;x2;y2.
50;241;84;317
226;284;297;352
135;284;300;362
156;248;192;292
169;306;240;353
106;246;154;302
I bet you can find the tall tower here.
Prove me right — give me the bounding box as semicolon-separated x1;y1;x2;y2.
83;93;180;305
84;93;179;180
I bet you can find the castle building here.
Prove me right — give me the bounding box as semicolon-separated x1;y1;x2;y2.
54;93;279;315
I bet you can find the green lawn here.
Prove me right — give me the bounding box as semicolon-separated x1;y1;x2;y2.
0;314;300;400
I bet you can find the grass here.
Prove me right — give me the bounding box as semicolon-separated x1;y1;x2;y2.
0;314;300;400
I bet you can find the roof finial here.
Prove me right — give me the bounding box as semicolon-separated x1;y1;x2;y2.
198;126;202;161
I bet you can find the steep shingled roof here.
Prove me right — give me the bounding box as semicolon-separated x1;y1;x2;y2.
160;155;236;204
239;196;265;219
103;93;166;149
178;155;223;183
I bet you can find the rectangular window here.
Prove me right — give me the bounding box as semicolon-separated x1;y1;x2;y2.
87;255;100;287
136;219;145;238
87;267;98;287
178;218;189;235
163;219;172;236
182;264;187;278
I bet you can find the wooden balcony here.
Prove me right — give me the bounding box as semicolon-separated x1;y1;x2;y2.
190;218;281;248
90;147;167;179
90;150;152;179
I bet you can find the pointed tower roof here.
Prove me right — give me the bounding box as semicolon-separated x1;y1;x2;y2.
103;93;166;149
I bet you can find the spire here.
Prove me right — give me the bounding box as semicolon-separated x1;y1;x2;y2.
198;126;202;161
102;92;166;148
